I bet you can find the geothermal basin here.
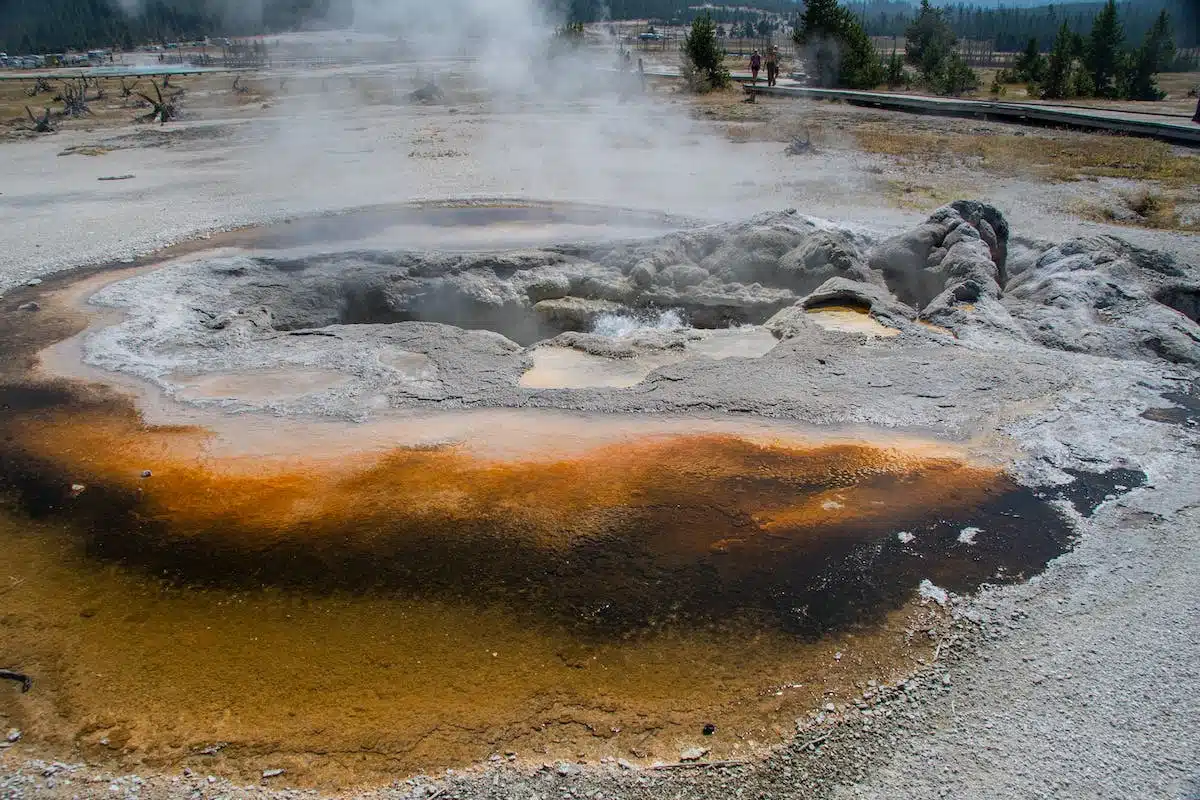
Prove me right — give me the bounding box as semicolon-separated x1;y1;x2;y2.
0;199;1178;789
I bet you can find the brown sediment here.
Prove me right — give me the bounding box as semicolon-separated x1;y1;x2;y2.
0;392;1016;627
805;305;900;338
0;507;946;789
0;379;1072;788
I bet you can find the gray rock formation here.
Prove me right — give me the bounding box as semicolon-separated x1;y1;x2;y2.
77;202;1200;420
777;229;881;295
1004;235;1200;364
765;278;916;339
868;200;1008;312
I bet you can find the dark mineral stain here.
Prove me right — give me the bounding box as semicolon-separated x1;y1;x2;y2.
1043;467;1149;518
1141;381;1200;428
0;381;1078;639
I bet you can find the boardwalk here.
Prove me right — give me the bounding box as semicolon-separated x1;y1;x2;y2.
647;66;1200;146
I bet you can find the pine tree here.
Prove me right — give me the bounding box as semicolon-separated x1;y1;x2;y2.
793;0;882;90
937;52;978;95
1041;22;1075;99
1014;37;1047;83
682;12;729;91
905;0;957;82
1124;11;1174;101
904;0;976;93
797;0;842;40
1085;0;1125;98
885;47;906;88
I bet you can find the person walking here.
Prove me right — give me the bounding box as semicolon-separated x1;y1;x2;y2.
750;50;762;84
637;57;646;92
765;46;778;87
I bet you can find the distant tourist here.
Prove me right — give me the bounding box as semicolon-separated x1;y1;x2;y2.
750;50;761;84
638;57;646;92
765;46;779;87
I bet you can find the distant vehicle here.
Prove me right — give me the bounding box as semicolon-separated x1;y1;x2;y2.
638;32;664;41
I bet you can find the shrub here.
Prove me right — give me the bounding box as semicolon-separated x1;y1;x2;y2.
936;53;979;96
682;13;730;92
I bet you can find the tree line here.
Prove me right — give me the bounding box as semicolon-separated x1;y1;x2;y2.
1;0;342;54
793;0;1190;101
999;1;1183;100
855;0;1196;51
4;0;1196;70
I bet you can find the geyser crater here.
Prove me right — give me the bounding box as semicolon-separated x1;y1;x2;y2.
1;198;1179;786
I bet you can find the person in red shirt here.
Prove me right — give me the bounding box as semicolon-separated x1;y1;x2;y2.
750;50;761;84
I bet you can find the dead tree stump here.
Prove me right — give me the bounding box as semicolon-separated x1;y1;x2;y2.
24;106;55;133
135;80;183;124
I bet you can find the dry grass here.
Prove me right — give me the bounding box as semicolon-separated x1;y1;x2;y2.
688;85;770;121
1072;188;1200;232
854;128;1200;188
1;76;163;135
0;73;273;139
725;120;823;145
855;126;1200;230
877;179;966;211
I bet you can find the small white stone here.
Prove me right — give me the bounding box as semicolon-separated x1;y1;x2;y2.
957;527;982;545
919;579;948;606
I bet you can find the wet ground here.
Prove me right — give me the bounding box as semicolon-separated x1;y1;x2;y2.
0;368;1083;789
1140;379;1200;429
0;388;1078;788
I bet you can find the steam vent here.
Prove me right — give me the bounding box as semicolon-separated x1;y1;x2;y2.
0;199;1191;791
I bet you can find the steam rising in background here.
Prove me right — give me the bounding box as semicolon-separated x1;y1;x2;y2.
107;0;780;219
222;0;751;219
